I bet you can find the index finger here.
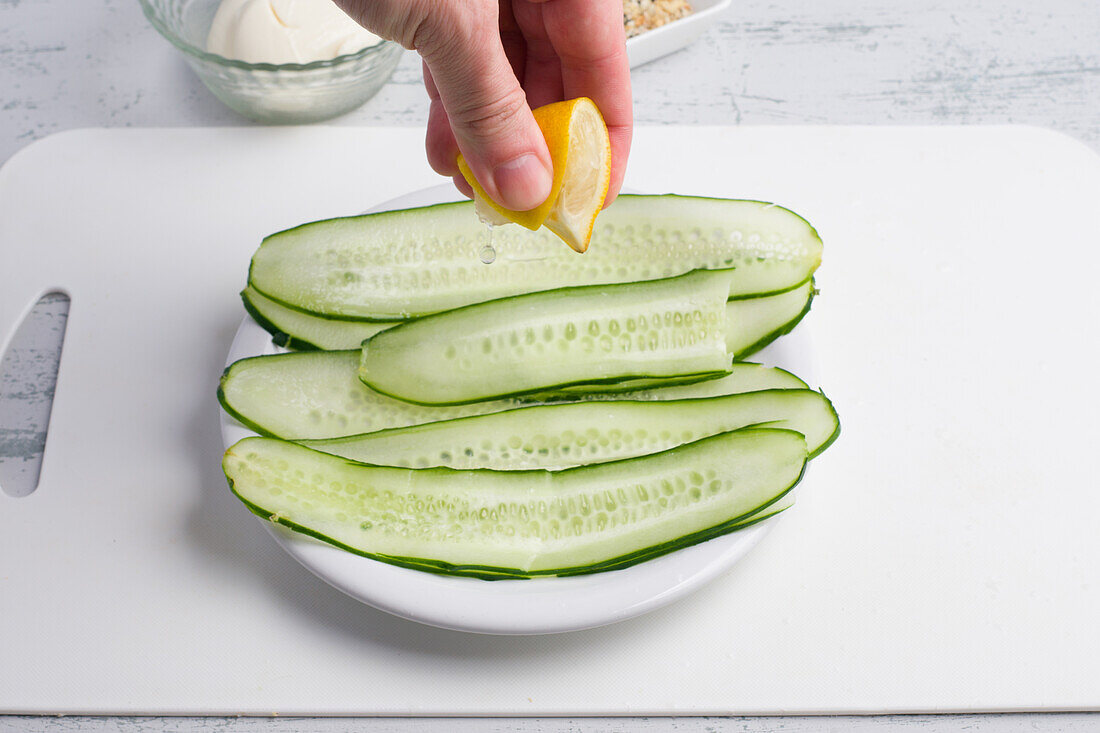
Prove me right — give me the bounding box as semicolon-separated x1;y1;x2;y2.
536;0;633;206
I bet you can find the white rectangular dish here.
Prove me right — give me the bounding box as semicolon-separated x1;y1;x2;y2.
626;0;732;67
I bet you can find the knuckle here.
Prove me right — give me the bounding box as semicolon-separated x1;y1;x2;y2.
451;91;529;142
408;11;443;53
413;0;493;54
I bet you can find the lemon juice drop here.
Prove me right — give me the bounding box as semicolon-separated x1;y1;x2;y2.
479;224;497;264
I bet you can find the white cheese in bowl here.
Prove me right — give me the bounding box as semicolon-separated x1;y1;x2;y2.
206;0;382;64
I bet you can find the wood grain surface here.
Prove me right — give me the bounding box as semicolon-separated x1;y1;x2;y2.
1;0;1098;730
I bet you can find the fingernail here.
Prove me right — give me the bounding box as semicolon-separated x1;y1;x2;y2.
491;154;553;211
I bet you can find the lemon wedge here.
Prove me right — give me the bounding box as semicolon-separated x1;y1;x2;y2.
457;97;611;253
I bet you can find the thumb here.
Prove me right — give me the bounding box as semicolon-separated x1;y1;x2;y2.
418;7;552;212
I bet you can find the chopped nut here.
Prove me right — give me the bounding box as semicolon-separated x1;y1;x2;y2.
623;0;694;38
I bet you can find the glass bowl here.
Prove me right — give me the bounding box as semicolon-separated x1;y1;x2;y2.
139;0;405;124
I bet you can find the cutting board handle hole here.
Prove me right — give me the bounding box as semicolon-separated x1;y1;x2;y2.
0;291;70;498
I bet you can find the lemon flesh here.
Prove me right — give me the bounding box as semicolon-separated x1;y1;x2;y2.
457;97;611;253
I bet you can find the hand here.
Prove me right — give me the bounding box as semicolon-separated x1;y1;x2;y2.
334;0;632;211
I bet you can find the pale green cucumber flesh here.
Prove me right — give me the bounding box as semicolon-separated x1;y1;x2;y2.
726;279;815;359
218;350;513;440
380;495;796;579
557;492;797;578
242;286;395;351
219;352;809;440
249;194;823;319
303;389;839;469
242;276;814;358
223;428;808;578
358;269;736;405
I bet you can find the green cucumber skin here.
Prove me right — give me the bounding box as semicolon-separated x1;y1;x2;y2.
387;502;795;580
728;280;815;360
355;269;815;406
554;493;798;577
217;366;279;439
217;350;516;440
244;499;794;581
736;288;813;360
242;279;814;359
303;389;840;470
532;371;732;397
240;289;317;352
224;428;808;579
746;390;839;460
599;363;805;395
242;286;395;351
807;392;841;459
242;276;815;354
219;350;810;441
249;194;823;320
358;269;736;406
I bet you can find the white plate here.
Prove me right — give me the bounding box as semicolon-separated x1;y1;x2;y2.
220;184;815;635
626;0;732;68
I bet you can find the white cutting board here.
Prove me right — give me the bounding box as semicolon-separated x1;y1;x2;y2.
1;126;1098;715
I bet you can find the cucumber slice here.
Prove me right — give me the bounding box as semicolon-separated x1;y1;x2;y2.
547;362;808;399
532;372;733;397
223;428;808;578
249;194;823;319
570;493;797;577
302;389;839;469
735;492;795;527
242;286;395;351
387;495;796;579
358;269;737;405
727;279;814;359
242;278;814;355
219;350;496;439
218;351;806;440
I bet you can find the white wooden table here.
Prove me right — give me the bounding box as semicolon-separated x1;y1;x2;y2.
2;1;1098;730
